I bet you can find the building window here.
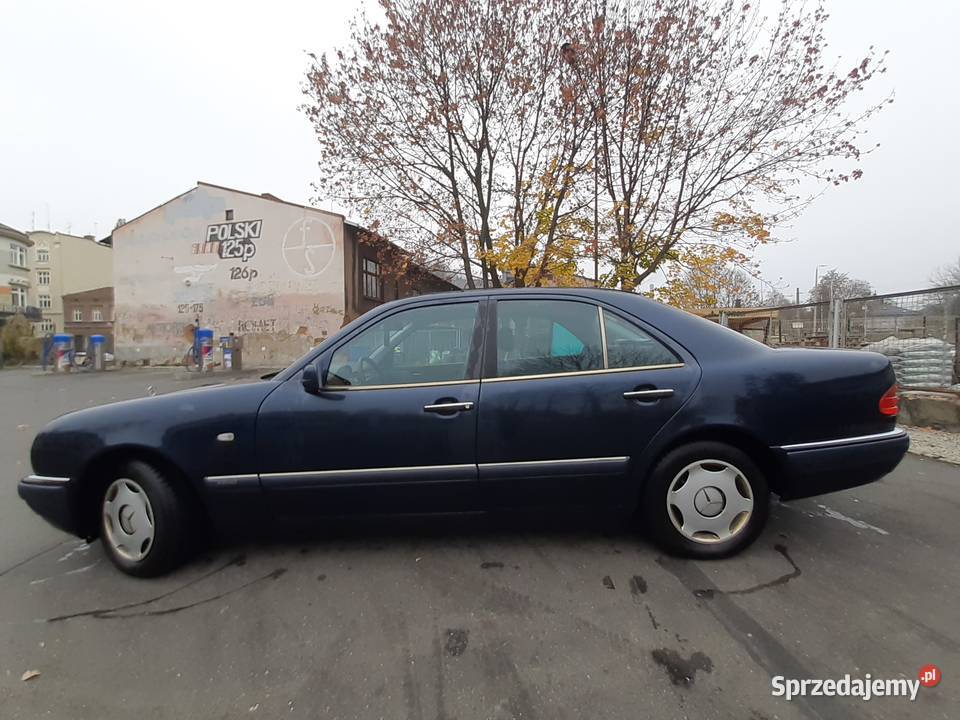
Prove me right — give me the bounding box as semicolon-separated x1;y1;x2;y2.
72;308;83;322
225;209;234;221
39;294;51;309
37;269;50;285
9;243;27;268
36;247;49;263
92;307;103;321
362;257;382;300
39;319;55;333
11;286;27;307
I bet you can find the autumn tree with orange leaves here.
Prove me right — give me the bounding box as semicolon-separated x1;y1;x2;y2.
302;0;888;291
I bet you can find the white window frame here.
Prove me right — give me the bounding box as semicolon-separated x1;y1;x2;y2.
11;286;27;307
36;247;49;263
10;243;27;268
72;308;83;322
92;307;103;322
39;294;51;309
37;269;50;286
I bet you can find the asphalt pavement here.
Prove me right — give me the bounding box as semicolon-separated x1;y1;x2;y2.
0;367;957;719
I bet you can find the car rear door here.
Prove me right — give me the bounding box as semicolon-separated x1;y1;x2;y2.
255;298;487;517
476;297;700;510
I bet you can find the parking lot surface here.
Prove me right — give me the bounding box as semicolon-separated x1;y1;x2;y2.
1;368;957;719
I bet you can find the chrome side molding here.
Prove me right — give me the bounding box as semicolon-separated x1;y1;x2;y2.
21;475;70;486
204;473;260;488
777;427;907;451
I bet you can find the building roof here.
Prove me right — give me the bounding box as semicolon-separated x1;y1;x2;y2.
62;286;114;301
116;181;345;232
0;221;32;245
27;229;112;248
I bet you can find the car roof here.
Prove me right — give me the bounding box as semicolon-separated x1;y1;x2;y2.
386;287;767;360
392;286;641;305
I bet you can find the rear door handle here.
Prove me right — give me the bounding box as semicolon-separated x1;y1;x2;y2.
623;389;674;400
423;401;475;413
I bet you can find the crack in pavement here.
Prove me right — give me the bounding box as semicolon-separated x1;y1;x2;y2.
693;544;801;599
44;554;270;622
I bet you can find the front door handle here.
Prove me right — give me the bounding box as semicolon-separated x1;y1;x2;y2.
623;389;674;401
423;401;475;413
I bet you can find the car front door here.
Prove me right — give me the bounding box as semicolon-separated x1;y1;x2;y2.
476;297;700;510
256;298;486;517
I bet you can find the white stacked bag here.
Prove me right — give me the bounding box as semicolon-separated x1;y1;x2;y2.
863;336;957;388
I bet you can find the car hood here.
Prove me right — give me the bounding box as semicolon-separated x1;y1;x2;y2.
31;380;282;478
44;380;278;432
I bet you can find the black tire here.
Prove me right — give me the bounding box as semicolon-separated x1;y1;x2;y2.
99;460;193;577
641;441;769;558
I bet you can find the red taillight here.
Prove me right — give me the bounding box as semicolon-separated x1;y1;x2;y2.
879;384;899;416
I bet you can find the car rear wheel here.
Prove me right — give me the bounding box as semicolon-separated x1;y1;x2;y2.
99;460;191;576
642;441;769;558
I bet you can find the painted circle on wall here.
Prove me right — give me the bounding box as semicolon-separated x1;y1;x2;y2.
281;217;337;278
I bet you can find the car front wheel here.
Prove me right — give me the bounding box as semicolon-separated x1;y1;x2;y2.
642;441;769;558
99;460;191;576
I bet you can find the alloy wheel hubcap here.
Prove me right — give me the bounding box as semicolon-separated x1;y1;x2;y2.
102;478;155;562
667;459;753;543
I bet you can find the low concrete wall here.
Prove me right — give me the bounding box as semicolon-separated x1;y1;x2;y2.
900;390;960;432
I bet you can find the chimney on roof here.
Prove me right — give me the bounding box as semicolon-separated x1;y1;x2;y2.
83;234;95;241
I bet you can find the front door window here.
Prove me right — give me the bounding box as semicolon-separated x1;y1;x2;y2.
328;302;479;387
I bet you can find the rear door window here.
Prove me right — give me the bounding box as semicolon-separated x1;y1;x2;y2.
495;300;603;378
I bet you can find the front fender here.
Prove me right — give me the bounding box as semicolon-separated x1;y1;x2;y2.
30;381;280;499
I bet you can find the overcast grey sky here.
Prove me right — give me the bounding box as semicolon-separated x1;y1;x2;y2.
2;0;957;297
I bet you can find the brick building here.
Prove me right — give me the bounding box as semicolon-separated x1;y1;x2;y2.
63;286;114;353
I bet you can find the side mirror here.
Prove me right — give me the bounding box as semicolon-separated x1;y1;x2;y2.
301;363;321;394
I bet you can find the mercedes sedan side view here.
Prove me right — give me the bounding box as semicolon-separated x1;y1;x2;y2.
19;289;909;576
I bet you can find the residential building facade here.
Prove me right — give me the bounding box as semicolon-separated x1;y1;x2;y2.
27;230;113;334
2;222;37;319
63;286;114;352
113;182;456;366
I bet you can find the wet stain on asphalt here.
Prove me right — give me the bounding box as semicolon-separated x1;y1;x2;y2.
602;575;616;590
480;561;504;569
651;648;713;686
444;628;469;657
694;544;801;598
45;555;283;622
629;575;647;595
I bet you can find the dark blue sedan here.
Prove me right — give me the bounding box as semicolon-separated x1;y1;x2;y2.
19;289;909;576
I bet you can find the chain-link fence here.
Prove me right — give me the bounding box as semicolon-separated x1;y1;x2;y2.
716;285;960;390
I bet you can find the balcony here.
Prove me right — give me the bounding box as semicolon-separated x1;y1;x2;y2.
0;304;43;321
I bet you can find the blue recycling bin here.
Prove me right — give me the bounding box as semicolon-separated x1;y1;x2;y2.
89;334;106;370
52;333;73;373
197;328;215;371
